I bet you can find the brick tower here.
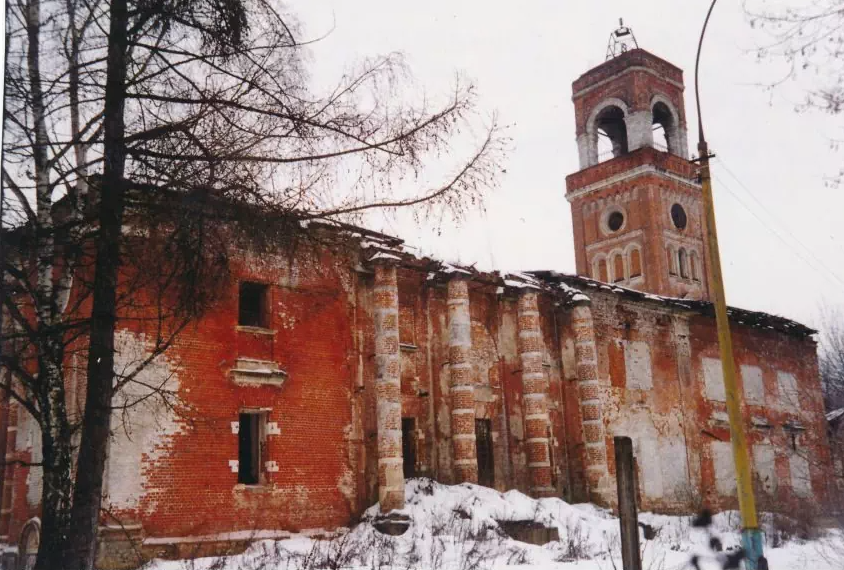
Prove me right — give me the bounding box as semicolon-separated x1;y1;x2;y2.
565;47;710;301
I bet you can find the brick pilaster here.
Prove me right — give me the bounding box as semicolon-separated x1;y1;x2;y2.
571;300;611;505
517;290;554;497
447;277;478;483
373;262;404;511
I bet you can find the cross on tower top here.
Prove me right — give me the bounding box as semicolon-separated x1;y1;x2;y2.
606;18;639;60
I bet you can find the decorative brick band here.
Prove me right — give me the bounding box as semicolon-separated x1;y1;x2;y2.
448;278;478;484
517;291;554;496
570;302;610;504
374;263;404;512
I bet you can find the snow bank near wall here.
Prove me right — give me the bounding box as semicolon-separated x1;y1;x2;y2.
143;478;844;570
105;330;183;513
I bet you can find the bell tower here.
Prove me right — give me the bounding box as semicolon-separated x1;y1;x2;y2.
565;34;710;301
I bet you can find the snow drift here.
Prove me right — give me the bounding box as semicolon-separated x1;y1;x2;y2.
144;478;844;570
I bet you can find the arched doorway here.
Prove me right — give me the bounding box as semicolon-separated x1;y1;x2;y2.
18;520;40;570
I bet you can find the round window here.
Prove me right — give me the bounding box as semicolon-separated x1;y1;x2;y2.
607;211;625;232
670;203;687;230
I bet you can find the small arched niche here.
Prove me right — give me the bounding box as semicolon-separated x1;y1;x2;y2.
678;247;689;279
596;105;629;162
628;247;642;278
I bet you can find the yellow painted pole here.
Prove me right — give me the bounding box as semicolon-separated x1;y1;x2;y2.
695;2;765;569
698;141;761;531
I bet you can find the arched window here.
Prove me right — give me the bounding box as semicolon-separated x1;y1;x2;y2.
667;246;677;276
652;99;684;156
652;101;673;153
690;251;700;282
629;248;642;278
613;253;625;283
678;248;689;279
19;520;40;570
596;258;609;283
596;105;629;162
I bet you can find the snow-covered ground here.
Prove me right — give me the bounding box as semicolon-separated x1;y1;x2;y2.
145;479;844;570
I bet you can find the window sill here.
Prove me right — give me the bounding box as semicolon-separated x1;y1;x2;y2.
234;483;272;492
230;358;287;388
236;326;276;336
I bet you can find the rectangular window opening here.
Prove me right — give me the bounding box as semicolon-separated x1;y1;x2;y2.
402;418;417;478
475;419;494;488
239;282;269;328
238;412;264;485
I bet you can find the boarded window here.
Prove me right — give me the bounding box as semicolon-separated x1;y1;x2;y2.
753;444;776;495
475;419;494;488
613;254;625;283
629;248;642;278
690;251;700;281
777;371;799;410
702;357;726;401
239;282;269;328
399;305;416;345
623;340;652;390
238;412;264;484
789;453;812;498
678;248;688;278
402;418;417;478
712;440;737;496
741;365;765;405
667;247;677;275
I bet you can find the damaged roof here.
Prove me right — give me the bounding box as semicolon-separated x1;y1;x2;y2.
305;219;816;340
531;271;816;339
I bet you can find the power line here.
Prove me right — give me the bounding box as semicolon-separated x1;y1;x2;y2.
717;157;844;284
711;171;844;291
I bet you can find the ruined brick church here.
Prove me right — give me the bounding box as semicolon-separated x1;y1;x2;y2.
0;48;833;568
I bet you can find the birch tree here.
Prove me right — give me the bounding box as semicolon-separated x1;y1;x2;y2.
2;0;505;568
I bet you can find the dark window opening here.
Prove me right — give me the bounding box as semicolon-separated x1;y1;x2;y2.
238;412;262;484
607;211;625;232
475;419;495;488
596;106;629;162
402;418;417;478
671;203;687;230
652;101;675;154
239;282;269;328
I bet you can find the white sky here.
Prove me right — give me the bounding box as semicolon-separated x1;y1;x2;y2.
289;0;844;332
2;1;841;331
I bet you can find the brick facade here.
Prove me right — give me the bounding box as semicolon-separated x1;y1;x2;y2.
0;47;833;568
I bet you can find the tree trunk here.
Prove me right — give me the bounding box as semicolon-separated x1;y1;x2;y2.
33;348;73;570
23;1;77;567
63;0;129;567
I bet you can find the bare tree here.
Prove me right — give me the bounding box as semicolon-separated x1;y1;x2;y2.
1;0;506;568
819;307;844;411
745;0;844;111
744;0;844;177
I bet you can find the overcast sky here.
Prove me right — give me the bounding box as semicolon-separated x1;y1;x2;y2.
287;0;844;332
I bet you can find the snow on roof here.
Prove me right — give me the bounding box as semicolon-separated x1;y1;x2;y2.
530;271;815;339
368;252;402;263
302;220;813;338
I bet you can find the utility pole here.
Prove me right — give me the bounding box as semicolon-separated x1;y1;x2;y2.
694;2;766;569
